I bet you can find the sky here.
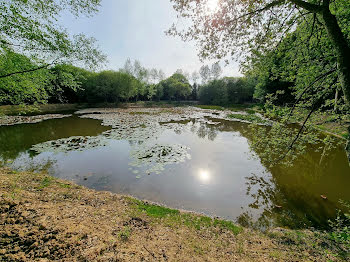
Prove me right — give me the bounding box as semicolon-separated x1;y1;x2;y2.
60;0;241;78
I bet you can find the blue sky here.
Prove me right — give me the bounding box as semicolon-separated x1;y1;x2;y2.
61;0;241;77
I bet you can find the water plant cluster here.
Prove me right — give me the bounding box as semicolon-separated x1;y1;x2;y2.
30;107;269;175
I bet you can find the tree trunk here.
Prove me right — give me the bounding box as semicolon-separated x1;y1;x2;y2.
334;88;338;111
321;7;350;163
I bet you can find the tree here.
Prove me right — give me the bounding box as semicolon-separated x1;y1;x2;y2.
169;0;350;162
158;69;166;82
0;0;106;78
197;77;254;105
49;64;92;103
160;73;192;100
199;65;211;84
0;50;51;105
198;79;228;105
122;58;134;75
211;62;222;80
149;68;159;84
191;71;200;84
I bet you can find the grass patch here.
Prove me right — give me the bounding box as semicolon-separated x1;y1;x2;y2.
127;197;242;235
245;109;256;115
39;176;54;189
227;113;269;124
59;182;72;188
213;219;243;235
130;198;179;218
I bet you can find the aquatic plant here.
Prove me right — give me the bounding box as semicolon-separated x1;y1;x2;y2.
129;144;191;174
30;136;108;153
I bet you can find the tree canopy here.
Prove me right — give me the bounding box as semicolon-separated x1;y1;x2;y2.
0;0;106;78
169;0;350;161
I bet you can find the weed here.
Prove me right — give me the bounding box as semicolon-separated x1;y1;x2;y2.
118;226;131;242
39;177;53;189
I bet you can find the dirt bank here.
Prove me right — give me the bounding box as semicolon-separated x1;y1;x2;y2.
0;168;347;261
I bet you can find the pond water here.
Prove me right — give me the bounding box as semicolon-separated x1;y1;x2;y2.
1;107;349;230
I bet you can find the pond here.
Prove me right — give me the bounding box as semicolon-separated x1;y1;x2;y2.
1;107;349;230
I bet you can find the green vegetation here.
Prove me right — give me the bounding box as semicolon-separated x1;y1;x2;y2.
198;77;255;106
39;177;54;189
132;200;180;218
227;113;269;125
170;0;350;163
196;105;224;110
127;198;242;235
118;227;131;242
329;201;350;251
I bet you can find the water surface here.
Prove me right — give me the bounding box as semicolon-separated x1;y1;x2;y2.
1;109;349;230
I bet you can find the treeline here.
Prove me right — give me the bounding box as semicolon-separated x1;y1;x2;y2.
0;51;256;105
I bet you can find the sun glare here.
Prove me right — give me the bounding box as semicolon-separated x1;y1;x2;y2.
206;0;219;12
198;168;211;183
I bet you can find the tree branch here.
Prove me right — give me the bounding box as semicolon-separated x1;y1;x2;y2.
287;68;336;120
0;62;56;78
288;0;323;13
226;0;285;25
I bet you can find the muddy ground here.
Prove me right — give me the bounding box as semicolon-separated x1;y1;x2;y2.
0;167;348;261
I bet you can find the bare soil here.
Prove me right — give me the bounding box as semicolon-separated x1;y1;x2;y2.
0;167;347;261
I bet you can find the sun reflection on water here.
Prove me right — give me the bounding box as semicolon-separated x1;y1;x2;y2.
198;168;211;183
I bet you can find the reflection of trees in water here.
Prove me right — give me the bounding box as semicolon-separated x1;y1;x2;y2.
0;116;109;161
239;171;345;230
196;123;218;141
200;118;350;230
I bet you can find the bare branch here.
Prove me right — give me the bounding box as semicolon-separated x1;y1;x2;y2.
226;0;286;25
289;0;323;13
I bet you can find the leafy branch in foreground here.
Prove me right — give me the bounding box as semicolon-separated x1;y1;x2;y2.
329;200;350;252
0;0;106;73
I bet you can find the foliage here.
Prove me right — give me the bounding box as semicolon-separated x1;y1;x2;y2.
169;0;350;162
329;201;350;250
82;70;141;103
0;0;106;71
158;73;192;100
49;64;92;103
198;77;254;106
0;49;51;105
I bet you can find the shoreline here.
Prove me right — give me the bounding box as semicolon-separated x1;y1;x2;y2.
1;167;348;261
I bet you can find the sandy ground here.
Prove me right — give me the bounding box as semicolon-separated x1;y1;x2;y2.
0;167;348;261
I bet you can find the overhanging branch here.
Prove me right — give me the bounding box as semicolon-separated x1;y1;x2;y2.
289;0;323;13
